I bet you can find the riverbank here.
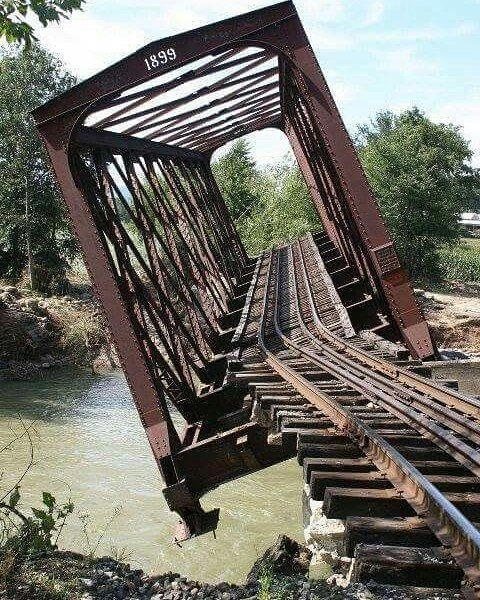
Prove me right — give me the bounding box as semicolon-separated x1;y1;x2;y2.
1;537;460;600
1;278;479;382
2;356;477;599
0;283;117;380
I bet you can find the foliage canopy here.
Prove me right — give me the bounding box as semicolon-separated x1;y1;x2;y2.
212;139;320;256
357;107;478;278
0;0;84;47
212;139;260;222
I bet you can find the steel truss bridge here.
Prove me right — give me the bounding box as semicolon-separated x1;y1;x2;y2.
34;2;480;595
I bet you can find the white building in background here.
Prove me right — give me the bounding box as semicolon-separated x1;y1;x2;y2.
459;212;480;232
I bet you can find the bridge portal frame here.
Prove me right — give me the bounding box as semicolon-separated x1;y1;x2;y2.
33;1;435;539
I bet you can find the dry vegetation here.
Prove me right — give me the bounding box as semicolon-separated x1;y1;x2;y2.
0;281;116;380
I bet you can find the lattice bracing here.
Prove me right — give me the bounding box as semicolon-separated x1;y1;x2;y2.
33;1;436;540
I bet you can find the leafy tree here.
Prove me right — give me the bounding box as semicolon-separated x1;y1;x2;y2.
0;44;77;292
212;139;320;255
238;157;320;255
357;107;478;278
0;0;84;47
467;178;480;212
212;139;261;221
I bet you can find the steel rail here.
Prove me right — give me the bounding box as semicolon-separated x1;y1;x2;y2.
299;234;480;417
257;247;480;592
293;240;480;437
290;241;480;477
231;252;267;346
292;239;480;456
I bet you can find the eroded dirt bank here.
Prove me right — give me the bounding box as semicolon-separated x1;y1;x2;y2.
416;281;480;357
1;280;479;382
0;284;117;380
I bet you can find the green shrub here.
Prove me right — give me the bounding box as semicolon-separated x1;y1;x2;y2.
0;488;74;599
213;141;320;256
357;108;479;278
1;487;74;557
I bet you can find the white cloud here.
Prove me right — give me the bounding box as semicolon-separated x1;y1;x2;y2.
212;128;291;167
145;1;262;36
33;0;349;80
148;0;347;40
36;13;148;79
378;47;438;75
323;70;357;105
433;96;480;167
301;0;346;23
310;28;354;51
361;0;385;27
362;22;476;43
157;9;203;32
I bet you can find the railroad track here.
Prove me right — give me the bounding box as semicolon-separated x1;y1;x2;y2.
230;234;480;597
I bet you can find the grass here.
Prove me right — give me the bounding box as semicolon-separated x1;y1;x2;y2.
462;237;480;249
60;309;109;366
257;565;276;600
439;238;480;283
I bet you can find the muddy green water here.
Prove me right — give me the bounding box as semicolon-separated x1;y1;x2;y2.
0;370;302;583
1;363;479;583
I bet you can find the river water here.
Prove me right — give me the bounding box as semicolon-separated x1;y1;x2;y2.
0;370;303;583
1;364;479;583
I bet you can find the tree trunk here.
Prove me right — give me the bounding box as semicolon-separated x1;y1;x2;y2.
25;179;36;290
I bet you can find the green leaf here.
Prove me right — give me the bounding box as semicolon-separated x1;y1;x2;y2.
31;506;46;520
42;491;56;511
32;507;55;532
9;485;20;508
0;0;83;46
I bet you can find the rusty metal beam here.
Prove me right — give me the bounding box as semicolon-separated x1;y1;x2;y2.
32;1;294;124
75;125;206;160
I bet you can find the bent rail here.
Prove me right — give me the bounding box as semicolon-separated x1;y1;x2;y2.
257;243;480;588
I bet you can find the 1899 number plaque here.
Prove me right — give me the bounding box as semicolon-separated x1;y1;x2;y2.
144;48;177;71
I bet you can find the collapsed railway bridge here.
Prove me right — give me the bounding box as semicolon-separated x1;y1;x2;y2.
33;2;480;596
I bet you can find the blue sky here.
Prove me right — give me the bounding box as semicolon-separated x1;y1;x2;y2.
34;0;480;166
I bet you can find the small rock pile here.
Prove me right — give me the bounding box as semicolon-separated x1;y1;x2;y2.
2;540;464;600
76;535;326;600
78;559;258;600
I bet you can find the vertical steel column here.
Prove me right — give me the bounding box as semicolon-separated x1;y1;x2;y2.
37;112;183;477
